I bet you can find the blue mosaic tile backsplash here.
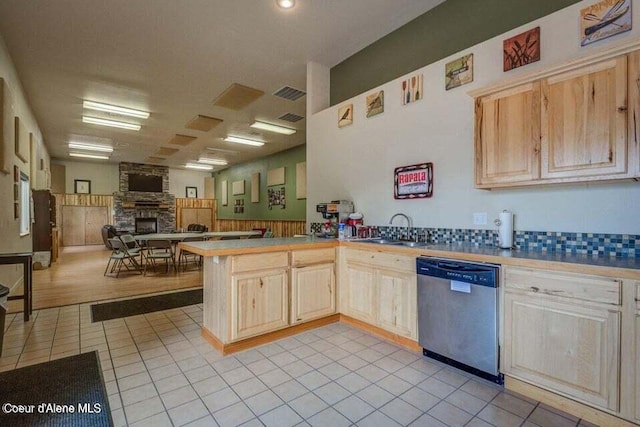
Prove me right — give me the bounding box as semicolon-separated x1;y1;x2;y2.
309;223;639;258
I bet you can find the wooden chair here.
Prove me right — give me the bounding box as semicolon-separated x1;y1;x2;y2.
179;236;205;272
144;239;177;275
104;238;142;277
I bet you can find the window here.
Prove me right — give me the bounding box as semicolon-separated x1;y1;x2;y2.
20;173;30;236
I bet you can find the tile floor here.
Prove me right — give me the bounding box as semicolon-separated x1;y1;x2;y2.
1;300;599;427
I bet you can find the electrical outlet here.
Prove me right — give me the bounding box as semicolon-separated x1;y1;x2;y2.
473;212;487;225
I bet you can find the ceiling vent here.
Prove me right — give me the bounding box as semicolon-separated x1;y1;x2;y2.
278;113;304;123
273;86;306;101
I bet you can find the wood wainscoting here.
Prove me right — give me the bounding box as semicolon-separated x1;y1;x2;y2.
54;194;114;247
215;219;306;237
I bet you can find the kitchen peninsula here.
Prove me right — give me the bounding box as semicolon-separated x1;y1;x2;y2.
181;237;640;426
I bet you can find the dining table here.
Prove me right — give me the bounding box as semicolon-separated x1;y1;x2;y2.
133;230;262;242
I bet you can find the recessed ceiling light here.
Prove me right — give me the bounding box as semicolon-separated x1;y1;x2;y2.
69;152;110;160
198;158;228;166
83;101;150;119
185;163;214;170
276;0;295;9
250;121;296;135
83;116;141;131
68;142;113;152
224;136;265;147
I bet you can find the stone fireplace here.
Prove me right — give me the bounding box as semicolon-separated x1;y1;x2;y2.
113;163;176;233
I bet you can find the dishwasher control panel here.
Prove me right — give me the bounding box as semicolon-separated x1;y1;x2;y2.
417;257;499;287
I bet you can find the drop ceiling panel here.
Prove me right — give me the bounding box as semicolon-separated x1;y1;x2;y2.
185;115;223;132
213;83;265;110
156;147;179;156
169;134;197;146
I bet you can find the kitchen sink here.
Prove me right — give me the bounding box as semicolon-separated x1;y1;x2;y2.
361;239;429;248
363;238;404;245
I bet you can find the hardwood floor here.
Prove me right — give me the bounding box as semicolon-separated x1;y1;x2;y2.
8;245;202;313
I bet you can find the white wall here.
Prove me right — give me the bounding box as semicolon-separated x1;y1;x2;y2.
307;1;640;235
169;168;211;199
0;34;48;289
53;159;120;194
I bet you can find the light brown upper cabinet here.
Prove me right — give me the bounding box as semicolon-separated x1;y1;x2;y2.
475;82;541;187
472;47;640;189
541;57;627;179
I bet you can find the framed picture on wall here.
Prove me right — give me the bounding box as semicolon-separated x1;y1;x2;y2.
186;186;197;198
74;179;91;194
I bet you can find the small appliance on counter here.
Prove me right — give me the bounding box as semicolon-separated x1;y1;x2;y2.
316;200;354;238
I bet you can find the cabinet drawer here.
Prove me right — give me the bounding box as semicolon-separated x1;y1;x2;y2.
291;248;335;267
344;249;414;273
505;267;621;306
232;252;288;273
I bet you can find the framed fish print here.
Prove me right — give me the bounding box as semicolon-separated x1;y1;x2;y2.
581;0;631;46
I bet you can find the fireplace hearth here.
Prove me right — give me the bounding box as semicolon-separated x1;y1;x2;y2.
135;218;158;234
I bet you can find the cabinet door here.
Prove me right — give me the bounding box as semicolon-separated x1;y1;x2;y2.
504;292;620;411
541;57;627;179
291;263;335;324
84;206;108;245
180;208;198;229
635;282;640;422
343;262;376;323
231;268;288;340
196;208;213;231
475;82;541;187
376;268;417;339
62;206;85;246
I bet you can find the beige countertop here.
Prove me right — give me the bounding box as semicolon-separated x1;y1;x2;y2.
180;237;640;279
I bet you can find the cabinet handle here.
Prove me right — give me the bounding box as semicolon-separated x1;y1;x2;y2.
252;298;255;309
635;297;640;302
618;106;628;112
259;278;263;288
530;286;539;293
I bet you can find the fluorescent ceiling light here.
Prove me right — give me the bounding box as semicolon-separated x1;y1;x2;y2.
83;101;149;119
82;116;141;131
224;136;265;147
68;142;113;152
69;152;110;160
276;0;295;9
198;158;228;166
185;163;214;170
250;121;296;135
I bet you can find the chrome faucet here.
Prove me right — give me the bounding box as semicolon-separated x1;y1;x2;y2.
389;213;414;241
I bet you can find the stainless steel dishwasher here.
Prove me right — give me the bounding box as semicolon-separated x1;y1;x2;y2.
417;256;502;384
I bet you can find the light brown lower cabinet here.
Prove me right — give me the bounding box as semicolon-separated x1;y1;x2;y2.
503;266;629;417
343;262;377;324
634;282;640;422
290;263;335;324
504;292;620;411
230;268;288;341
376;268;416;339
341;249;417;340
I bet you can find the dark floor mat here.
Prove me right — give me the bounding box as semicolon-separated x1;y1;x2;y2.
0;351;112;427
91;289;203;322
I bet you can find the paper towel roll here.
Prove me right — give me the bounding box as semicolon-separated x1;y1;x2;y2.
498;210;513;249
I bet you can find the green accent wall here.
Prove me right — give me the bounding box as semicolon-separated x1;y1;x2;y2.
215;145;306;220
330;0;581;105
